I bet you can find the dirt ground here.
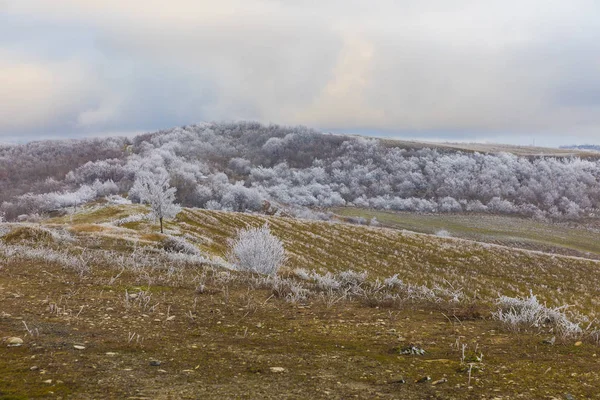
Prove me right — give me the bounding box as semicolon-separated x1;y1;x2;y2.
2;255;599;399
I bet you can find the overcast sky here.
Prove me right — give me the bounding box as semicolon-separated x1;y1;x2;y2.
2;1;600;146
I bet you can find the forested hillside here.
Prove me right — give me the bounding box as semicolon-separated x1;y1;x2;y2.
2;122;600;221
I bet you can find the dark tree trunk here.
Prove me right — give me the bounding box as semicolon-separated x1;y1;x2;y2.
160;217;164;233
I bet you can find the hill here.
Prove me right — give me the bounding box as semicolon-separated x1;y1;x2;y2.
3;122;600;223
2;203;600;398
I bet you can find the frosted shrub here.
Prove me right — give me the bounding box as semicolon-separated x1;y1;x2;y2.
253;275;309;303
293;268;312;281
310;271;342;291
0;243;90;276
227;224;286;276
384;274;439;302
493;291;582;338
105;195;132;205
435;229;451;238
337;270;368;288
111;213;152;226
163;235;203;256
384;274;404;288
283;206;333;221
304;269;367;294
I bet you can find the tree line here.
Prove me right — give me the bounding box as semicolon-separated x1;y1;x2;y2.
2;122;599;221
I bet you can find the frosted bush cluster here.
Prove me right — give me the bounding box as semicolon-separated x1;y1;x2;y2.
0;243;90;276
105;195;132;205
493;291;582;338
384;274;440;302
12;180;119;215
227;224;286;276
289;269;462;305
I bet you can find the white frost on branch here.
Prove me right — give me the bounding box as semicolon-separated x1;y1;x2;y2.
129;170;180;233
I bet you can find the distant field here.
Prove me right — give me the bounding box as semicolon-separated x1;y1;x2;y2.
377;137;600;158
2;204;600;398
333;207;600;260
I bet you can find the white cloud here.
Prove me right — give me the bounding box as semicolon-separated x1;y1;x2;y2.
0;54;100;132
296;32;385;127
2;0;600;144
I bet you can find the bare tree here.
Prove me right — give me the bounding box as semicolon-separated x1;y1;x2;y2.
130;171;180;233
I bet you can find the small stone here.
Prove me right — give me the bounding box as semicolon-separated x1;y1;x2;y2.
415;376;431;383
6;337;23;347
541;336;556;345
74;345;86;350
149;360;162;366
388;376;406;384
30;366;39;371
574;341;583;347
43;379;52;384
399;345;425;355
269;367;286;373
432;378;447;385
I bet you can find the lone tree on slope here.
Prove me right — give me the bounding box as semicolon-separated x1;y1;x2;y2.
130;171;180;233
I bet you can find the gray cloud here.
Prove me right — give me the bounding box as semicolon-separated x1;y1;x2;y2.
2;0;600;145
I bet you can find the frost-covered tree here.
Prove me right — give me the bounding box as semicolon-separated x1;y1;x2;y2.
130;171;180;233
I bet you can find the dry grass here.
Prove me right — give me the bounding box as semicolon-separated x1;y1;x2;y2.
1;204;600;398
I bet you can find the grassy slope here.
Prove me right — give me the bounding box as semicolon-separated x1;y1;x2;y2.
334;207;600;260
2;204;600;399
